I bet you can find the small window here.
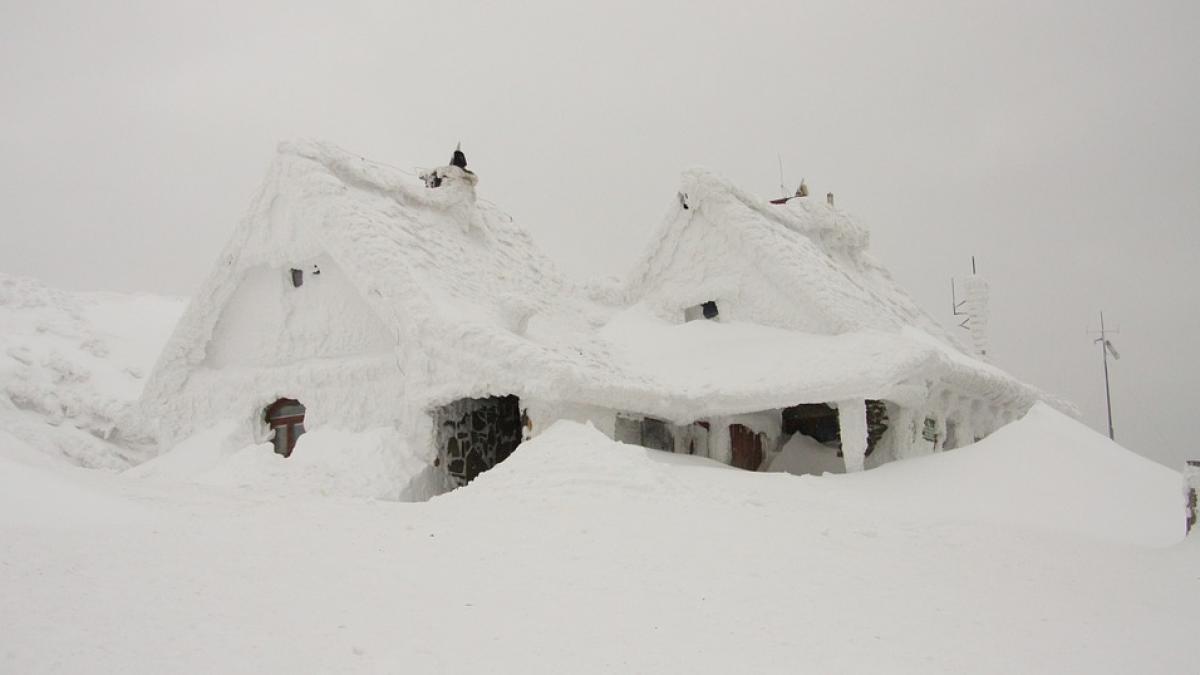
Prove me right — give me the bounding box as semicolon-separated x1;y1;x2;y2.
684;300;719;322
614;414;675;452
265;398;306;457
922;416;939;444
289;268;303;288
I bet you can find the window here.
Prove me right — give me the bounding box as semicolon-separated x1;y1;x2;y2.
265;398;306;457
614;414;675;452
290;268;303;288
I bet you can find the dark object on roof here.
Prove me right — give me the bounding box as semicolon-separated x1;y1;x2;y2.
450;142;467;169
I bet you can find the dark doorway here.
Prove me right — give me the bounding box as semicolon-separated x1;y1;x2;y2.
434;395;523;485
729;423;765;471
782;403;841;444
265;398;306;457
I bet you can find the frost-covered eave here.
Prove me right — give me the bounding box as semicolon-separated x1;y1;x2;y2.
908;328;1076;417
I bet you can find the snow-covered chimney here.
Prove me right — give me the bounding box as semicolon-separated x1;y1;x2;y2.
954;272;990;360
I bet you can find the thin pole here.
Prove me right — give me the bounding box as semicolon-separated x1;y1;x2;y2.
1100;311;1115;440
777;155;786;199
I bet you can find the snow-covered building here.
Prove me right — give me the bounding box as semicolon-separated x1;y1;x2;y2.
140;140;1056;496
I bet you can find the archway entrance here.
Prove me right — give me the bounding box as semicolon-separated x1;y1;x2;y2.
265;398;306;457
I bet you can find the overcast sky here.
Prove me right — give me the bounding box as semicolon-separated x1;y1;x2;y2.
2;1;1196;468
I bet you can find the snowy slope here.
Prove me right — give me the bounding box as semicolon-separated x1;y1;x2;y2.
0;273;183;468
2;403;1195;674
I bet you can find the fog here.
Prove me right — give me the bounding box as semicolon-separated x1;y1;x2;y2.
2;1;1196;467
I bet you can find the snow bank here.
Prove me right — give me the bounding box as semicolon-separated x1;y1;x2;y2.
460;404;1183;548
838;402;1184;546
0;273;182;468
0;430;153;529
2;397;1196;674
130;424;446;500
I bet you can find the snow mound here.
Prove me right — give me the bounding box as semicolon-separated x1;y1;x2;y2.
450;404;1184;547
0;273;183;468
128;425;448;501
766;431;845;475
840;402;1183;546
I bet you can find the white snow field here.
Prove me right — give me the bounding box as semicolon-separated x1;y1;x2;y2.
3;397;1198;673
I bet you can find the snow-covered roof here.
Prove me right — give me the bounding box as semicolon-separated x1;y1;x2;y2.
144;141;1059;424
628;168;970;347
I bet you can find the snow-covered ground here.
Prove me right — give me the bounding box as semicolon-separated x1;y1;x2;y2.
0;273;183;468
2;274;1197;673
3;407;1197;672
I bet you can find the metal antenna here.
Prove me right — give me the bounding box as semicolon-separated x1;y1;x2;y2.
1090;311;1121;440
777;154;787;199
951;256;975;329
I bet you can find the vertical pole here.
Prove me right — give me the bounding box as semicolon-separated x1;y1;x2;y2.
777;155;787;199
1100;311;1114;440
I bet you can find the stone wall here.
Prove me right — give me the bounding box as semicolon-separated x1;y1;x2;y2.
434;395;523;486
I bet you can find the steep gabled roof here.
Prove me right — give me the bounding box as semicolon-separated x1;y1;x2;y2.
627;169;970;351
143;140;584;405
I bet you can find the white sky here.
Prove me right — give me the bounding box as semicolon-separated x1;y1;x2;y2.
2;0;1197;468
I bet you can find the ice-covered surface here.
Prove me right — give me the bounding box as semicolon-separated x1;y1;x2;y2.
0;273;183;468
2;403;1196;673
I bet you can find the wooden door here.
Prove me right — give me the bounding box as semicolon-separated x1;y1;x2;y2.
729;423;764;471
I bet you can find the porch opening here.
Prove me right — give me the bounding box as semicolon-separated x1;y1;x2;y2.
780;401;888;456
265;398;306;457
434;395;523;486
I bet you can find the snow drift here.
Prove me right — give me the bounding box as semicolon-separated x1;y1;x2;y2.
1;398;1194;674
0;273;182;468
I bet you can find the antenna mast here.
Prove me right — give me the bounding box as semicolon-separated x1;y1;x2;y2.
777;154;787;199
1091;311;1120;440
